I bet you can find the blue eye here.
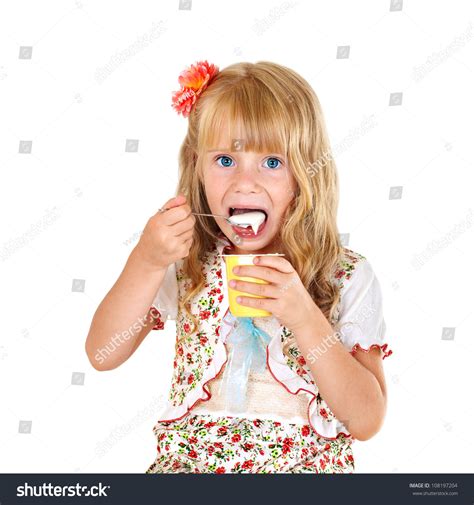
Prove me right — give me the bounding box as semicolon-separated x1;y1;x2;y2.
214;155;283;170
216;155;234;168
264;157;281;170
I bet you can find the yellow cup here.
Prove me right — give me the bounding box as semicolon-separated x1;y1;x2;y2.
222;253;285;318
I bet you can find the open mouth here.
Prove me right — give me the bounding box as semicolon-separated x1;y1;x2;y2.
228;207;269;237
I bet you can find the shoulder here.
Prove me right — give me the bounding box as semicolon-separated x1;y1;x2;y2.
334;247;373;287
335;248;385;329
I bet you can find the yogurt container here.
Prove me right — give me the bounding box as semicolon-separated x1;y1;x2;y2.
221;253;285;317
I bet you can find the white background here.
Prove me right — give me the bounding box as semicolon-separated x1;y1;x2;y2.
0;0;473;473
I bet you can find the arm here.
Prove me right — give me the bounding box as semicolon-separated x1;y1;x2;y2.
293;309;387;441
85;245;167;371
85;194;195;371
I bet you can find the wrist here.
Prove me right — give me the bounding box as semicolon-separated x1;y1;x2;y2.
292;302;332;341
130;244;168;275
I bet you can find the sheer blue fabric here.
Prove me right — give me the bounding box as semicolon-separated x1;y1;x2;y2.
219;312;273;413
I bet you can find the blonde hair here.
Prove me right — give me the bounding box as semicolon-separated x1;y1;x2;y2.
174;60;344;359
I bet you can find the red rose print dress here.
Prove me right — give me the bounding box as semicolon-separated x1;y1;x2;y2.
145;239;393;474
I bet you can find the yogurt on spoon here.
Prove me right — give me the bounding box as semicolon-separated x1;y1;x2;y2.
228;210;266;235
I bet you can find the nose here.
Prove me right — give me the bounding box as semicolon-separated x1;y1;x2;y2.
230;163;263;193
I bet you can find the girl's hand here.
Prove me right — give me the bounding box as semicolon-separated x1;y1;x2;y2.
229;255;320;334
135;194;196;271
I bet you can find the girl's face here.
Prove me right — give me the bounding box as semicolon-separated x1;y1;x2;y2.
202;140;297;254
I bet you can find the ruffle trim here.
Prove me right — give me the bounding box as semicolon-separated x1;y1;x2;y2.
152;308;235;425
153;338;228;425
350;343;393;360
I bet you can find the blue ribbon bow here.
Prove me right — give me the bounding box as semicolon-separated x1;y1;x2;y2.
219;312;273;413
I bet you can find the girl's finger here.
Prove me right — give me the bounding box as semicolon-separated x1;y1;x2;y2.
252;255;294;274
236;294;275;312
232;264;286;285
160;204;192;227
229;278;280;299
154;195;186;218
176;227;194;240
169;214;195;236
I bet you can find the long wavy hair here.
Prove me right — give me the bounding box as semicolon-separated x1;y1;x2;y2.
173;61;344;360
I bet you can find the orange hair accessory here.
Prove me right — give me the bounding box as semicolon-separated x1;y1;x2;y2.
171;60;219;117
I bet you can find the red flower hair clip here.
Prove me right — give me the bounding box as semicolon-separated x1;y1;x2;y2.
171;60;219;117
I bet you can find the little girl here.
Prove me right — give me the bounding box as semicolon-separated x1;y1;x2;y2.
86;60;393;474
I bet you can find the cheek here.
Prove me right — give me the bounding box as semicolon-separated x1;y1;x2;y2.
269;192;295;223
206;168;231;187
203;174;225;206
276;179;296;205
284;182;297;204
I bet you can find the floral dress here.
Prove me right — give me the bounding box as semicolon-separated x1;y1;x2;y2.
146;415;354;473
145;239;392;474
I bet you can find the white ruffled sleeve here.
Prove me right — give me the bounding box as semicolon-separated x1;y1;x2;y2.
335;258;393;359
149;262;178;330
